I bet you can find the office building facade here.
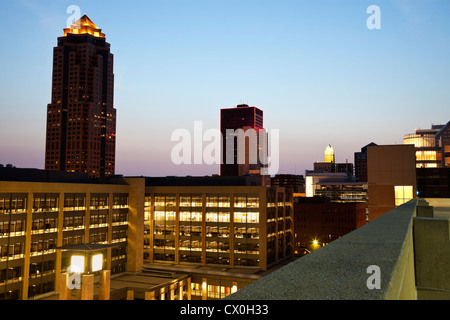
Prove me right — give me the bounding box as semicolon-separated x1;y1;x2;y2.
271;174;305;194
143;177;294;270
305;171;367;203
436;121;450;167
0;170;293;300
313;162;354;175
416;167;450;198
0;168;130;300
403;122;450;169
367;144;417;221
354;142;377;182
293;197;366;254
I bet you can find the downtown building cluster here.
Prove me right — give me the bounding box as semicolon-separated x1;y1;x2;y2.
0;16;292;300
1;15;450;300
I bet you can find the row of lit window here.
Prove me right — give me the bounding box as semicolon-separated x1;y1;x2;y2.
0;243;23;261
33;196;58;212
30;240;57;256
153;200;260;208
0;215;125;235
0;197;27;213
0;220;25;237
150;194;260;208
415;151;438;162
62;235;83;246
404;134;436;148
191;283;237;299
112;229;127;242
89;232;108;243
155;225;259;238
153;244;259;255
151;253;259;266
153;211;259;224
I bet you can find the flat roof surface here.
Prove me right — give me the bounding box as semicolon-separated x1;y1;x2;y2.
143;259;300;280
316;182;367;186
0;167;128;185
426;198;450;219
38;271;189;300
109;272;188;291
143;175;264;187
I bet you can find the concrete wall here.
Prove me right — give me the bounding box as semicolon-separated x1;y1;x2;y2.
226;199;419;300
227;197;450;300
414;214;450;299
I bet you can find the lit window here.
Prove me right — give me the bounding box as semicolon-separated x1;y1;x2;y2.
91;253;103;272
70;255;85;273
394;186;413;207
306;176;314;197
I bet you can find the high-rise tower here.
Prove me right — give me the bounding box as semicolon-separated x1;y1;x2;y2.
45;15;116;178
220;104;266;176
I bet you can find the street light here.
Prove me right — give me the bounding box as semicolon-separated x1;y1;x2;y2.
310;238;321;252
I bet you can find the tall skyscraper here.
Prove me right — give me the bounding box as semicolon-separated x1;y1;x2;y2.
45;15;116;178
220;104;266;176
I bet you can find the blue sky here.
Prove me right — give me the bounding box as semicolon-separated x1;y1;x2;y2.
0;0;449;176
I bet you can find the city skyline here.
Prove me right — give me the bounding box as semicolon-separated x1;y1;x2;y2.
1;0;450;177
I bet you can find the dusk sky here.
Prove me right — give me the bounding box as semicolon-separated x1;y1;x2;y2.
1;0;449;177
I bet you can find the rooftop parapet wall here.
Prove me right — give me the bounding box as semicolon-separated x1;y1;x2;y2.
226;199;420;300
414;198;450;299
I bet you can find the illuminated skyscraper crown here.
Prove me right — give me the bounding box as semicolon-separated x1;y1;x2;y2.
63;15;105;38
324;144;335;163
